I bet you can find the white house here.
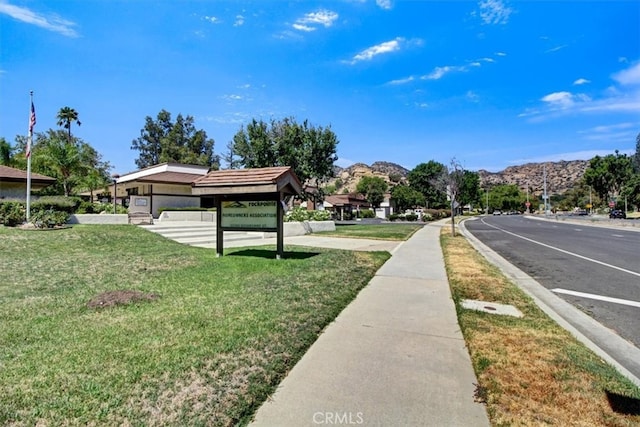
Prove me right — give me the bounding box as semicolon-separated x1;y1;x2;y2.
114;163;211;217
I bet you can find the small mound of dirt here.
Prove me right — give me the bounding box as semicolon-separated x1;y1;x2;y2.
87;290;159;309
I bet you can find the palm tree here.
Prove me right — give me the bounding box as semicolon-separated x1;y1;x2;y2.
56;107;81;143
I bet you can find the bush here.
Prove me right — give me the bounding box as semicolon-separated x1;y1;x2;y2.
405;213;418;222
285;207;309;222
359;209;376;219
285;207;332;222
0;201;26;226
30;208;70;228
309;210;331;221
388;213;400;222
32;196;80;214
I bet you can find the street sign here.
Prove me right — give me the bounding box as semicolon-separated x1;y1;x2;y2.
586;203;592;208
609;201;615;208
525;202;531;207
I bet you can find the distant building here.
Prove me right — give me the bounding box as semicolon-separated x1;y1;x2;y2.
324;193;371;220
0;165;56;199
114;163;210;217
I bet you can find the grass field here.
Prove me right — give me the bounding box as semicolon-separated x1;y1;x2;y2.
317;223;422;240
441;229;640;426
0;225;390;426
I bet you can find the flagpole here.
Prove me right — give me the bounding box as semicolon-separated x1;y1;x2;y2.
26;91;34;223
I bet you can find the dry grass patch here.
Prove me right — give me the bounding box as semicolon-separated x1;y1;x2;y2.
442;230;640;426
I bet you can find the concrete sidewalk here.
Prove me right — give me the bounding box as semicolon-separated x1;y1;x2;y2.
249;222;489;426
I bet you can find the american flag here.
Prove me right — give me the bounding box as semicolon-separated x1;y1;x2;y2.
27;100;36;158
29;101;36;134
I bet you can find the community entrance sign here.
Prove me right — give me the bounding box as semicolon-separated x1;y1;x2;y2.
192;167;302;259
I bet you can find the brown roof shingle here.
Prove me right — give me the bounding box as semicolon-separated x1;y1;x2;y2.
192;167;302;195
0;165;56;184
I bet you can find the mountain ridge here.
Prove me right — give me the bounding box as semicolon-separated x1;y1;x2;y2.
330;160;589;195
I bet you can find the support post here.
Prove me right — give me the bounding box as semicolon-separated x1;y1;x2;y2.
276;194;284;259
216;197;223;257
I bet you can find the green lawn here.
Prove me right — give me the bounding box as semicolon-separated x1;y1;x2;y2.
316;223;423;240
0;225;390;426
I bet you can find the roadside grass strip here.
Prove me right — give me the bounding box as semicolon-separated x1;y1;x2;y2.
315;223;422;240
0;225;390;426
441;230;640;426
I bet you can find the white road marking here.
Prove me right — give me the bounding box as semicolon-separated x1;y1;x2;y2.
612;234;625;238
480;218;640;278
552;288;640;308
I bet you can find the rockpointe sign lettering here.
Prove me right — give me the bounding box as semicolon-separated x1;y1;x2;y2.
221;200;278;229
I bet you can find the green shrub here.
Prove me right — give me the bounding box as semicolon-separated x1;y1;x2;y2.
388;213;400;222
405;213;418;222
359;209;376;219
0;201;26;226
309;210;331;221
32;196;80;214
285;207;333;222
30;208;70;228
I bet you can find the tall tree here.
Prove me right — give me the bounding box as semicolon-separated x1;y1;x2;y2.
232;117;339;199
356;176;388;208
390;184;425;212
458;170;482;208
633;132;640;173
583;151;634;206
56;107;81;143
407;160;447;209
131;110;217;169
0;137;12;166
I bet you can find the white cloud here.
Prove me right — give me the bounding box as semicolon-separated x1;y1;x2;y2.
495;52;507;57
293;9;338;31
204;16;220;24
541;91;573;106
421;65;467;80
477;0;513;25
573;78;590;85
0;1;78;37
388;76;415;85
293;23;314;32
234;15;245;27
612;62;640;85
466;91;480;102
349;37;404;64
545;44;568;53
376;0;393;10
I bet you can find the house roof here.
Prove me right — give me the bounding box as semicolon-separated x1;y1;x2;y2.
0;165;56;184
116;162;209;184
125;171;206;185
192;166;303;196
325;193;370;207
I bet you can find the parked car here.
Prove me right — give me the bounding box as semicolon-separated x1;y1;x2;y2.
492;210;502;215
609;209;626;219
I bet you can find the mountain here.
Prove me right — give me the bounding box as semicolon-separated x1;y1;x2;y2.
478;160;589;195
328;160;589;196
329;161;409;193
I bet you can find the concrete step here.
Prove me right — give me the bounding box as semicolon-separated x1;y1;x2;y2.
138;222;265;248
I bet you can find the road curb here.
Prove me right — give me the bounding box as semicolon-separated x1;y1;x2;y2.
458;218;640;388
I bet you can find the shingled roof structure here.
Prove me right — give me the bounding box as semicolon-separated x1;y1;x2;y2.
0;165;56;185
192;166;302;196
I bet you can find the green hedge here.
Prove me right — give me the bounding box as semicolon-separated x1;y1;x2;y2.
0;199;70;228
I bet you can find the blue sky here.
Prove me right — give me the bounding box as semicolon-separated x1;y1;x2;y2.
1;0;639;175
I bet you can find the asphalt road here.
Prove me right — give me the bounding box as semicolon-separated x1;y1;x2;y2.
464;215;640;379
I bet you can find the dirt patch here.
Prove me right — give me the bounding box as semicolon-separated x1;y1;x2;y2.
87;290;159;309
